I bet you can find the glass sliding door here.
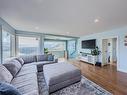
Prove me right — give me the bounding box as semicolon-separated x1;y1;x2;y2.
44;40;66;58
2;29;11;62
18;36;40;55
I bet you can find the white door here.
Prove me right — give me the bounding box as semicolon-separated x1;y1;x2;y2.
102;39;108;64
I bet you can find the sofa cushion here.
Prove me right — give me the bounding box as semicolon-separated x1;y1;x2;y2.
0;64;13;83
11;73;37;85
26;61;56;72
3;60;22;77
21;64;37;71
4;57;23;66
22;90;39;95
36;55;48;61
16;65;37;77
16;57;24;65
18;84;39;95
11;73;39;95
21;55;37;64
0;82;21;95
47;54;54;61
12;78;38;89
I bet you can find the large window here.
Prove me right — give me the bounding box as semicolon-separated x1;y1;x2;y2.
18;36;40;55
44;41;66;51
2;30;12;61
44;41;66;58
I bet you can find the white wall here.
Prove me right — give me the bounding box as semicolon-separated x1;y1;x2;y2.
78;26;127;73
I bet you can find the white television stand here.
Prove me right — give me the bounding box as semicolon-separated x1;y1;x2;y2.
79;53;97;65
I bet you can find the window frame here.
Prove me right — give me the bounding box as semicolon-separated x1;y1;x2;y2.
0;25;2;63
17;35;41;56
0;27;15;63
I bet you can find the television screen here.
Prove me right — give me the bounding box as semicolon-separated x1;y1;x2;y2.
82;39;96;49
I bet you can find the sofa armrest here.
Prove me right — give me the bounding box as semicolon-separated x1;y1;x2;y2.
54;58;58;63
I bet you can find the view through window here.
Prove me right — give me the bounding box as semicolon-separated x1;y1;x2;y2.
44;41;66;51
44;41;66;58
18;36;40;55
2;30;11;61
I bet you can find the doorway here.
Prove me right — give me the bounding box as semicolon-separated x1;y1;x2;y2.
102;38;117;65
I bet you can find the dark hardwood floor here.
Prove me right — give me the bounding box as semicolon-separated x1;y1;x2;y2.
69;60;127;95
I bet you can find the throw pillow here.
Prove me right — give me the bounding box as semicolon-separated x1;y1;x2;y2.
36;55;48;61
16;57;24;65
0;82;21;95
21;55;37;64
0;64;13;83
3;60;22;77
48;54;54;61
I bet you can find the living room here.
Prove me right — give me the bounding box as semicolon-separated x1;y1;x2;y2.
0;0;127;95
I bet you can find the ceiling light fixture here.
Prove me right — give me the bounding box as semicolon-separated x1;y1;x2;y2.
66;32;70;35
94;19;99;23
35;26;39;30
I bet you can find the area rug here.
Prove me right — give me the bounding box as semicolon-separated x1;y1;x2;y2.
37;72;112;95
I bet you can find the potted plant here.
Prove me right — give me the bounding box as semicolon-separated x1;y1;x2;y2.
91;46;101;56
91;47;101;65
44;48;49;54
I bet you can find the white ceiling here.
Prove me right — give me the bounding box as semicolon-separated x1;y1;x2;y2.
0;0;127;37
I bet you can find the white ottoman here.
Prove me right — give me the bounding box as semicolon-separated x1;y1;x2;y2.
43;62;81;93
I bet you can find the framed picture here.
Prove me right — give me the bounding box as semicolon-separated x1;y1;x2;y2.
125;43;127;46
124;40;127;42
124;35;127;46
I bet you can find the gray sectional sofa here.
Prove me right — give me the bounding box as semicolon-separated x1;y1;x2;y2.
0;54;81;95
0;54;57;95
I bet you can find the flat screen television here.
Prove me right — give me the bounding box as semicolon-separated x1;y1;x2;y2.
82;39;96;49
